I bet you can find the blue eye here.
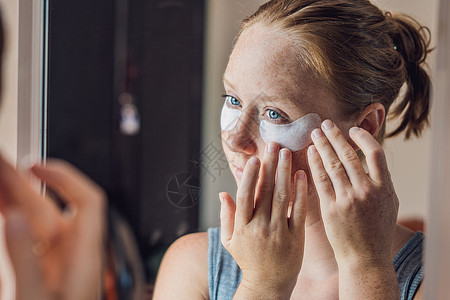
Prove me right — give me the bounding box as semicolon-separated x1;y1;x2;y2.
228;96;240;106
268;110;280;119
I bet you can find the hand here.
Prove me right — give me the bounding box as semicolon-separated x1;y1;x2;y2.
220;143;308;299
0;154;106;300
307;120;399;267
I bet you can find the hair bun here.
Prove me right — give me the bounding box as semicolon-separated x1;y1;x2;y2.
391;14;431;66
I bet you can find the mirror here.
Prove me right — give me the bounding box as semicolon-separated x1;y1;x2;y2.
41;0;204;294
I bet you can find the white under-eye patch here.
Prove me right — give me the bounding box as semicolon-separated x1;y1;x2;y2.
259;113;321;151
220;101;321;152
220;102;242;131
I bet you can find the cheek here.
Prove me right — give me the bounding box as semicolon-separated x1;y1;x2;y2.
221;132;233;161
291;149;308;177
290;149;320;197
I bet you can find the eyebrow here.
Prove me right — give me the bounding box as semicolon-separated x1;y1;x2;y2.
222;76;236;93
222;76;300;108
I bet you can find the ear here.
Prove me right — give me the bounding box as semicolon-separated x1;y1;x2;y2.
355;103;385;138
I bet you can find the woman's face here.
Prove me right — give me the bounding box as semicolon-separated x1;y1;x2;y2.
222;24;355;186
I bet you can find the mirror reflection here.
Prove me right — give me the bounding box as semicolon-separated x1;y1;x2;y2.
0;0;443;299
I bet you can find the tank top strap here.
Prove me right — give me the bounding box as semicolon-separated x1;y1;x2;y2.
393;231;424;300
208;227;243;300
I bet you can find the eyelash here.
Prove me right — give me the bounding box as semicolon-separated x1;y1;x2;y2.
222;95;241;107
263;109;288;124
221;94;288;123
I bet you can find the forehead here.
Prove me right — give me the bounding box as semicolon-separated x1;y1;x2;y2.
224;24;336;115
226;25;299;96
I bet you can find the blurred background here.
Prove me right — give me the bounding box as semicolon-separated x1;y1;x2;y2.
0;0;438;292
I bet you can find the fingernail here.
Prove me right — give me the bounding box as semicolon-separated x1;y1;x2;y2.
249;156;259;165
322;120;334;131
312;129;323;138
218;193;224;204
267;142;278;153
297;170;305;180
308;145;317;154
350;127;361;135
280;149;290;160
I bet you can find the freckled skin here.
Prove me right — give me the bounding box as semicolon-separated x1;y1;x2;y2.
221;24;348;298
222;23;353;229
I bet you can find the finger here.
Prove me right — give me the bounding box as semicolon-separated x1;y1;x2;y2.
271;149;292;226
254;142;279;220
235;156;260;227
0;153;60;239
31;160;105;210
307;145;335;205
31;160;106;243
311;128;351;195
4;210;49;300
289;170;308;235
0;153;47;209
349;127;388;184
320;120;367;185
220;192;236;247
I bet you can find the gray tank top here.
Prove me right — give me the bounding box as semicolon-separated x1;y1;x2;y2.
208;227;423;300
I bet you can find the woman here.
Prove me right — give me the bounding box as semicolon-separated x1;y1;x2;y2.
154;0;430;299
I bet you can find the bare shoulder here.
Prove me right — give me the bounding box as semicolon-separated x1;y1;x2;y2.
153;232;209;300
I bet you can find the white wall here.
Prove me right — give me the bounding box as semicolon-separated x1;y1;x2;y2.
372;0;439;220
199;0;438;229
0;0;18;163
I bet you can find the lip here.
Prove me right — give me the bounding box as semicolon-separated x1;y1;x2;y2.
232;164;244;179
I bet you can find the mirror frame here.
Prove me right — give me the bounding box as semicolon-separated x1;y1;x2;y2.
17;0;47;169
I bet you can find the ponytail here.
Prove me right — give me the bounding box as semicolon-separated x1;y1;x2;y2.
387;14;433;140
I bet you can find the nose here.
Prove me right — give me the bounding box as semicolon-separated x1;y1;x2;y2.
223;113;258;155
